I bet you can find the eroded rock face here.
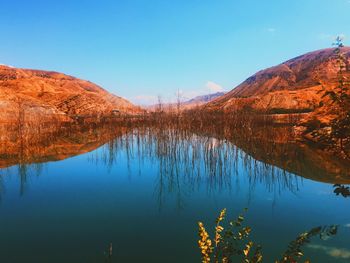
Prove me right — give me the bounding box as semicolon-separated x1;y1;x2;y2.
205;47;350;117
0;65;141;123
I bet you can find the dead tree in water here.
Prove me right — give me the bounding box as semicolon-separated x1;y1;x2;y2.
156;95;163;113
16;98;26;163
175;88;183;117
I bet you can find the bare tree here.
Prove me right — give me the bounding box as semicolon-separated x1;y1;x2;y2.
157;95;163;113
175;89;183;116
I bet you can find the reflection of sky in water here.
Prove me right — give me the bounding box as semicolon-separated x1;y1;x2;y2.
0;133;349;263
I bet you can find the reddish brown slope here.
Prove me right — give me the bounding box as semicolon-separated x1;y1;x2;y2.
205;47;350;115
0;65;141;123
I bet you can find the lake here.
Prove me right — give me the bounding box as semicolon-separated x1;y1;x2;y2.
0;124;349;262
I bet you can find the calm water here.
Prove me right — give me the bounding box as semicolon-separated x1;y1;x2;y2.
0;127;349;262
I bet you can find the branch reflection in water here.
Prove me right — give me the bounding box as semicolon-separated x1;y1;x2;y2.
1;114;349;205
86;126;302;210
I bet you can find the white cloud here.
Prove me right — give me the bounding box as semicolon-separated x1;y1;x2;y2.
308;244;350;259
0;63;14;68
175;89;185;98
206;81;224;93
132;95;158;105
133;81;226;105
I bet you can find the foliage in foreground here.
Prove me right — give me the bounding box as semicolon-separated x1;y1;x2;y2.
197;209;338;263
327;37;350;157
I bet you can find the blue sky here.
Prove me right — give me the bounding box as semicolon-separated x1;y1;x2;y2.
0;0;349;105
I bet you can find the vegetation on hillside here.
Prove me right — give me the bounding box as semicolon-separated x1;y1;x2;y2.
328;37;350;158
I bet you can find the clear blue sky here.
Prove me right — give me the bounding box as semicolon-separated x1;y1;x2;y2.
0;0;349;105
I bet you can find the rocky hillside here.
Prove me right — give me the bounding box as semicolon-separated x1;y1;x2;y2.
0;65;141;123
205;47;350;119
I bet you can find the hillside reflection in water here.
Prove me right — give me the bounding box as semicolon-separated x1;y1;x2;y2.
0;123;349;262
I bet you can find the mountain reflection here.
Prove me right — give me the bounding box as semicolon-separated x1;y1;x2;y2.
0;121;349;199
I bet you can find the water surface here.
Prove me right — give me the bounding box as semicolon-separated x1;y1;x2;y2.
0;126;349;262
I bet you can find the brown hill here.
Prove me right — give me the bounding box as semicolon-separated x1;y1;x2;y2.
205;47;350;119
0;65;141;123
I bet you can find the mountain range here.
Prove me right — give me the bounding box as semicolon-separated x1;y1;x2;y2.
1;47;349;130
146;91;226;111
